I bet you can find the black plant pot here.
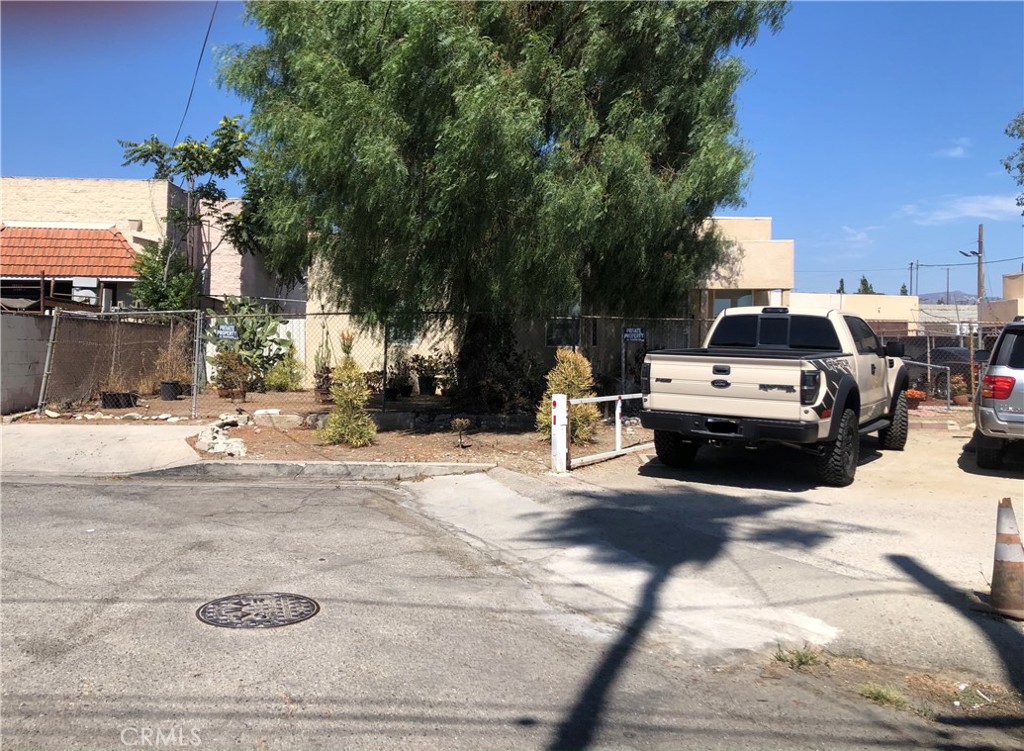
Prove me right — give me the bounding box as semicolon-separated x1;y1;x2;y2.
399;384;414;398
160;381;180;401
417;375;437;396
100;392;138;409
383;386;400;400
176;382;193;397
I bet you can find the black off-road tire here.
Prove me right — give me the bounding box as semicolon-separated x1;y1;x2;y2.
817;408;859;486
654;430;700;469
975;434;1005;470
879;391;908;450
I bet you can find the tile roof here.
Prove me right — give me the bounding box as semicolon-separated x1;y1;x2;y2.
0;224;138;279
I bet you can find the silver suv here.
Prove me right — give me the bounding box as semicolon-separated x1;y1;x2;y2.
974;317;1024;469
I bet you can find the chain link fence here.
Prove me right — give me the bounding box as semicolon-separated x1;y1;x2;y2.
878;318;1003;401
35;305;1014;419
40;310;201;414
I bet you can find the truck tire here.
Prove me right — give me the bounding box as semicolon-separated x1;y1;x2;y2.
878;391;908;450
817;408;859;486
975;434;1004;470
654;430;699;469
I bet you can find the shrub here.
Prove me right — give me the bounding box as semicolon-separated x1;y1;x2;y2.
317;357;377;447
536;348;601;445
210;350;252;391
265;343;303;391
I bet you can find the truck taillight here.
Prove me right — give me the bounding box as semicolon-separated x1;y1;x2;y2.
982;375;1016;400
800;370;820;405
641;362;650;395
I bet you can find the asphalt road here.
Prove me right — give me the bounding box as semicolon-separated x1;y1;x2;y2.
4;473;1017;751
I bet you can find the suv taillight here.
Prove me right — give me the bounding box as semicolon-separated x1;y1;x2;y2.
641;362;650;395
800;370;820;405
982;375;1016;400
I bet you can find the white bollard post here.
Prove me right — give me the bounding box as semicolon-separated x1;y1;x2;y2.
551;393;568;473
615;395;622;453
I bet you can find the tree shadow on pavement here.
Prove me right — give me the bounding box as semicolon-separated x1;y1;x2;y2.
888;554;1024;732
533;486;844;751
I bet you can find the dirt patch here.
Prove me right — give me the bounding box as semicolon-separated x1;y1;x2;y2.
190;418;654;478
760;649;1024;743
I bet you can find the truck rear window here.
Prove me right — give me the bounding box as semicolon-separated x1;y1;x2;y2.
709;315;841;350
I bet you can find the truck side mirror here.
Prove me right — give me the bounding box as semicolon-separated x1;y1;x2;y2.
884;341;904;358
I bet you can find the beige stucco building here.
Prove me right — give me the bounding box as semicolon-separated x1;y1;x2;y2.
0;177;300;310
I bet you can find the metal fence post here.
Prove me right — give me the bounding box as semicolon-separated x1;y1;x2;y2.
191;309;204;419
36;308;61;415
551;392;568;473
382;321;390;413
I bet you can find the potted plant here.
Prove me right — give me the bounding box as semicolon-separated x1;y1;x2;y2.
210;349;252;402
905;388;927;410
950;374;970;406
410;351;441;396
99;372;138;409
388;350;413;398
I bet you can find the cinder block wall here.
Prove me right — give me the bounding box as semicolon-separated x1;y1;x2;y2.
1;313;51;414
0;177;176;248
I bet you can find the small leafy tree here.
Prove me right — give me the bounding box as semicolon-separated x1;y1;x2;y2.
317;356;377;447
130;240;198;311
120;117;249;297
1003;110;1024;214
537;348;601;445
900;283;909;296
836;278;846;294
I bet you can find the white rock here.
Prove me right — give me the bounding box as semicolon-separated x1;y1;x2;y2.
167;417;181;423
254;408;280;416
45;409;60;418
157;413;172;420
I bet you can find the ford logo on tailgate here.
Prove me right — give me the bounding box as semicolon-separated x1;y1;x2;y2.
711;379;730;389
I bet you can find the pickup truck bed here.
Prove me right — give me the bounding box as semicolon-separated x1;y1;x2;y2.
640;306;909;486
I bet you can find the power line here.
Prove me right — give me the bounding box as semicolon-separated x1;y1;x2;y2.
172;1;219;146
797;255;1021;273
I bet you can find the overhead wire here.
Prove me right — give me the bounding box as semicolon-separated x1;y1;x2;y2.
172;1;219;146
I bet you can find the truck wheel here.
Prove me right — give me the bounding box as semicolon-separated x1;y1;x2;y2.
654;430;700;469
817;409;859;486
878;391;908;451
976;434;1005;469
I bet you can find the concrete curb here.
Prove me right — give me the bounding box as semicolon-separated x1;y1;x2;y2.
134;460;497;482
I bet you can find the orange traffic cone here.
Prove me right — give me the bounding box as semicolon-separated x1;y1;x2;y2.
991;497;1024;621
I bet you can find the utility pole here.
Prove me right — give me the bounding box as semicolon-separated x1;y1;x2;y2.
977;223;985;349
908;262;914;296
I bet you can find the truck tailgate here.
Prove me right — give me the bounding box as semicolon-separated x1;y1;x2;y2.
645;354;806;421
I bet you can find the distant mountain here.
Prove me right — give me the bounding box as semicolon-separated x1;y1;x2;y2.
918;290;975;304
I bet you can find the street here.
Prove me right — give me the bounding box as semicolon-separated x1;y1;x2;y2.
2;427;1022;751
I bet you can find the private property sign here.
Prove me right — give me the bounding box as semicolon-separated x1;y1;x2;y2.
623;326;646;342
216;324;238;340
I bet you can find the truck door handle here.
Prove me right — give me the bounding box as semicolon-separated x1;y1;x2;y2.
713;365;731;375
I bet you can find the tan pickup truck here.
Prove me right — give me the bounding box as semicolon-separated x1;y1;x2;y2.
640;306;909;486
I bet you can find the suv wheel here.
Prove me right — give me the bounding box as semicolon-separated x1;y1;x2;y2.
975;434;1005;470
654;430;700;468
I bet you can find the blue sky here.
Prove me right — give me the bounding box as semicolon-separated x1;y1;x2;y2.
2;1;1022;297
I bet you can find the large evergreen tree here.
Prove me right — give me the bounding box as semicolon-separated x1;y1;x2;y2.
222;1;787;322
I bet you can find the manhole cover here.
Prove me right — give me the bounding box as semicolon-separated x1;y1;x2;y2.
196;593;319;629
